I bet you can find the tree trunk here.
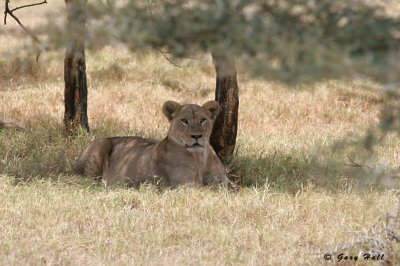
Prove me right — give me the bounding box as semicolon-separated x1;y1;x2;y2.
210;52;239;161
64;0;89;134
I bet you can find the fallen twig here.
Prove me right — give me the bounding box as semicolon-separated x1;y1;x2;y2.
0;119;25;131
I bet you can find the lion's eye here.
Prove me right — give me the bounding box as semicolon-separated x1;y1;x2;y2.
181;119;189;124
200;118;206;124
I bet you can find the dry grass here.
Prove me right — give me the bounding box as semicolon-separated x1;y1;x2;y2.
0;1;400;265
0;176;398;265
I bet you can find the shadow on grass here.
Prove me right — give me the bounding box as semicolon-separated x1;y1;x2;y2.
0;116;144;184
231;151;345;193
0;115;398;192
230;133;400;193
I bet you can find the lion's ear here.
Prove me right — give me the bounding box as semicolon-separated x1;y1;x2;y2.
202;101;221;120
162;101;181;121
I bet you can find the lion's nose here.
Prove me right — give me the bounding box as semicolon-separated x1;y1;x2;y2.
191;134;203;141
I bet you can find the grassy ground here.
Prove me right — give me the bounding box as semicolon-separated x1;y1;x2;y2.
1;1;400;265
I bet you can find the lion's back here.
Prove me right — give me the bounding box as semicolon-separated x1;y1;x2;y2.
76;136;159;179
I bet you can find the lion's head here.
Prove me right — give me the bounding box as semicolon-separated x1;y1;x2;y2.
162;100;221;151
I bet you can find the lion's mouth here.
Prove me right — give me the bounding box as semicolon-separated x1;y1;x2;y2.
186;143;203;148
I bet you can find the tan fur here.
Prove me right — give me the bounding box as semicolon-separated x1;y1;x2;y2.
0;119;24;131
76;101;235;188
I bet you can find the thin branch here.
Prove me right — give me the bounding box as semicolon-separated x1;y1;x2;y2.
159;50;184;69
4;0;47;44
6;10;41;43
3;0;8;25
345;155;374;170
4;0;48;60
346;155;363;167
10;0;46;13
158;49;202;68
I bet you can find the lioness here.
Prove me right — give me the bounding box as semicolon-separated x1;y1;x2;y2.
76;100;235;188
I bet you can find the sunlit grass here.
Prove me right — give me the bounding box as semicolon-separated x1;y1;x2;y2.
0;176;397;265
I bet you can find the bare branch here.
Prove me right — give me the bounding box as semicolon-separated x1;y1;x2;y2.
4;0;48;60
159;50;184;69
345;155;374;170
3;0;9;25
6;10;41;43
10;0;46;13
3;0;47;44
158;49;202;69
